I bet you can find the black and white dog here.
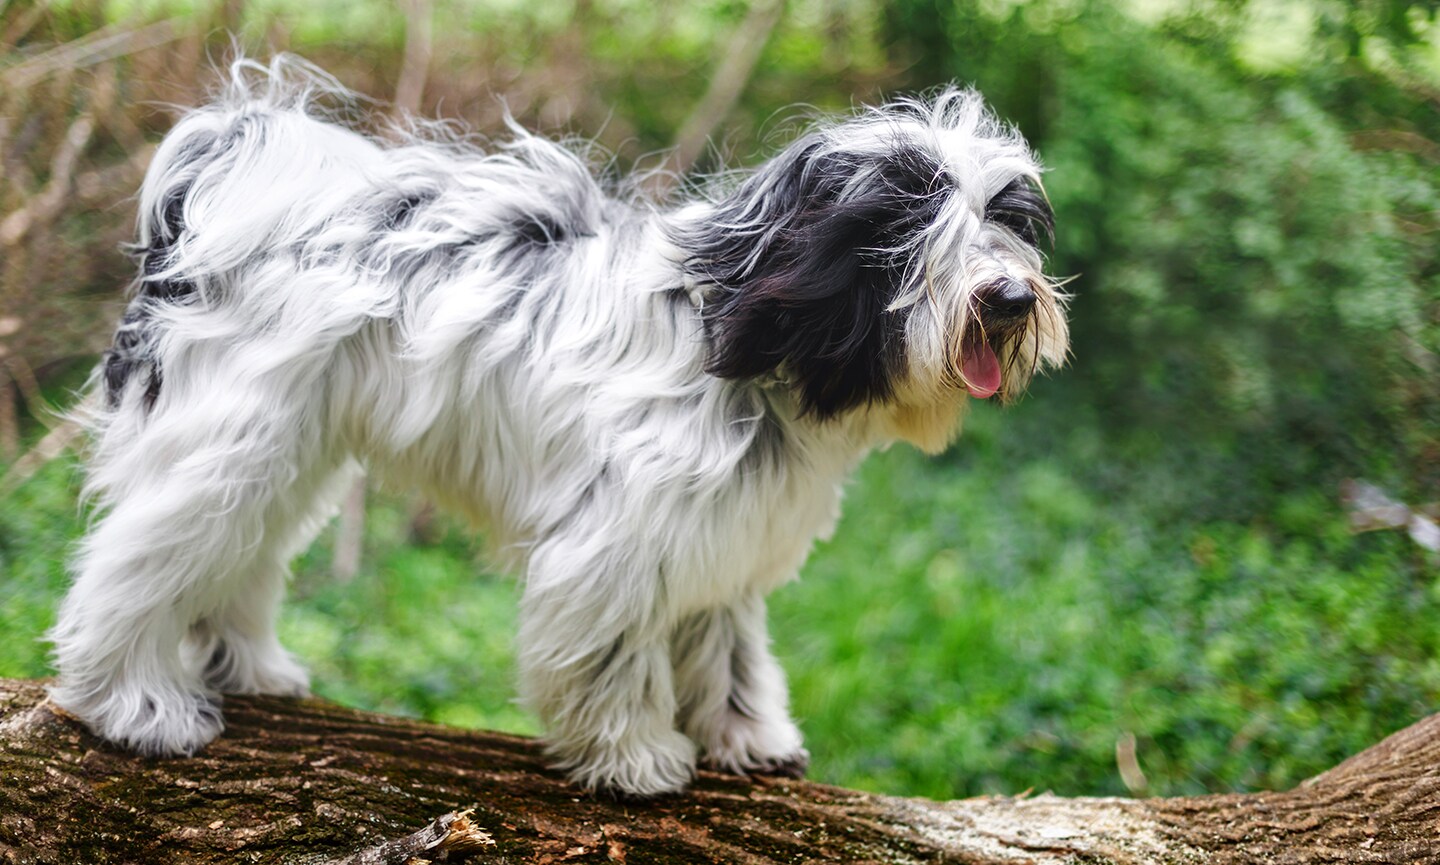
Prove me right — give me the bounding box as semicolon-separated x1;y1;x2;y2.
51;57;1068;797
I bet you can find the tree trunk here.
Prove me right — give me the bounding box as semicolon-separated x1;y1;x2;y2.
0;678;1435;864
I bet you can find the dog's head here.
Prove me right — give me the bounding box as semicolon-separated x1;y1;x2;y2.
678;90;1068;450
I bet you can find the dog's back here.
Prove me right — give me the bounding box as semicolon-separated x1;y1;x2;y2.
103;58;609;421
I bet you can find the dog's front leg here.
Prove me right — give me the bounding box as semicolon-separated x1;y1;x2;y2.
517;558;697;798
672;592;808;778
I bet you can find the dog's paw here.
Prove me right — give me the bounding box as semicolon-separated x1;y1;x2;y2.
126;692;226;756
555;729;698;799
738;748;810;779
700;714;809;779
53;681;225;757
202;639;310;698
702;746;811;779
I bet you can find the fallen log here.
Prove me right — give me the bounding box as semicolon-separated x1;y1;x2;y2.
0;678;1435;863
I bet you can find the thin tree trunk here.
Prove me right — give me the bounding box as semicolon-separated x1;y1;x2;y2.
393;0;433;116
657;0;783;194
0;677;1436;864
331;475;366;583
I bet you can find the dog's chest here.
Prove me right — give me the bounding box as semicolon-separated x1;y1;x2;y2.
665;441;857;614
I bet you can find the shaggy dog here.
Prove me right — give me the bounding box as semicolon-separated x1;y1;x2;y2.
50;58;1068;797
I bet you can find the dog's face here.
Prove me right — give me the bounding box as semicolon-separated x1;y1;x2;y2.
682;90;1068;450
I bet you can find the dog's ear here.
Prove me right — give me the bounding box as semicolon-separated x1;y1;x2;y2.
682;136;947;418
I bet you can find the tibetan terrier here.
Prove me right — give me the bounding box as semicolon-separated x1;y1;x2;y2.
50;57;1068;797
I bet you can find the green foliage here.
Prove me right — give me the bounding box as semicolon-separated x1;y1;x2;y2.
776;399;1440;797
884;0;1440;501
0;459;80;677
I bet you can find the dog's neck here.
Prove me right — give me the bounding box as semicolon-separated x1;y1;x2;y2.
748;373;969;462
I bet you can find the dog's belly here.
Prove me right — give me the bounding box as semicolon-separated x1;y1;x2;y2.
356;376;857;618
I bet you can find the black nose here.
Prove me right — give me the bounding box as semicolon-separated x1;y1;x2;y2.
984;280;1036;319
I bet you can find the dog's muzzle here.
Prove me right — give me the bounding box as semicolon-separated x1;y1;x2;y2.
982;279;1036;322
960;280;1036;400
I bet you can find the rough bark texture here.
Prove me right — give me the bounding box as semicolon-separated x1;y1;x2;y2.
1;678;1436;864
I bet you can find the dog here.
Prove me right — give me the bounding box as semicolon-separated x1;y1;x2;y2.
50;57;1068;798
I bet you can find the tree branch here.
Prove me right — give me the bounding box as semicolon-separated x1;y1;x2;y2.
2;678;1438;863
322;809;494;865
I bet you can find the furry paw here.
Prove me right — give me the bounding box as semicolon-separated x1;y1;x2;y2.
699;713;809;778
702;746;811;779
52;680;225;757
553;729;698;799
201;638;310;697
736;748;810;779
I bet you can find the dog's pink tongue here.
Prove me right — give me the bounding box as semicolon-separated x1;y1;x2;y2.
961;334;1001;399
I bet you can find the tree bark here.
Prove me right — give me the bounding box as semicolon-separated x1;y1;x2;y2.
0;678;1436;864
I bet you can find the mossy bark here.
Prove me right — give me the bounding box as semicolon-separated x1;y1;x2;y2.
1;678;1436;864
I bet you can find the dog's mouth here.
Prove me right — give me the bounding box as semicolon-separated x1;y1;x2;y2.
959;279;1040;399
960;328;1002;399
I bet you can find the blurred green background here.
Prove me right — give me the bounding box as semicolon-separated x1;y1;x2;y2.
2;0;1438;800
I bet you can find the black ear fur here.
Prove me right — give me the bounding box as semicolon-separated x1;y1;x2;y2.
681;136;948;418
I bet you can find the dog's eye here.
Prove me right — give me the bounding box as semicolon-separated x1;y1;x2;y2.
984;178;1054;247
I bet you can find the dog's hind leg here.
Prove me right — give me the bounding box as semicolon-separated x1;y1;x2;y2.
187;460;362;699
672;592;809;778
49;364;338;757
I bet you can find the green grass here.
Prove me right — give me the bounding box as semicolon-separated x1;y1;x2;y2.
2;386;1435;800
775;398;1440;797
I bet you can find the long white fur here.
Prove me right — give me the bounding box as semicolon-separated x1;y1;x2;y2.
50;57;1066;797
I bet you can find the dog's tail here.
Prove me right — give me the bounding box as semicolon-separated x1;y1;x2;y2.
102;56;379;412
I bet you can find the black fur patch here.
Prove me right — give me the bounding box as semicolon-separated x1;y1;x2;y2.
384;192;431;230
985;177;1054;248
493;205;597;268
680;138;948;418
102;184;196;410
511;213;569;247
